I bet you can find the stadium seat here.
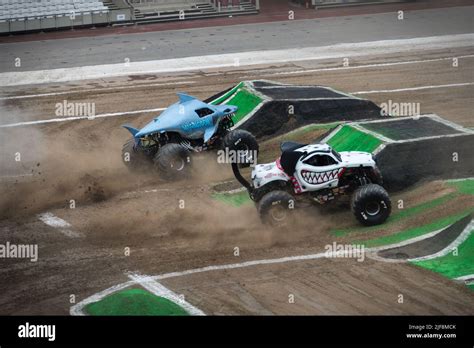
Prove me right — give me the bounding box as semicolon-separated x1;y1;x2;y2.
0;0;109;20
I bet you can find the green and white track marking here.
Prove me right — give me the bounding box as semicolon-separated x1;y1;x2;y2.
211;81;266;127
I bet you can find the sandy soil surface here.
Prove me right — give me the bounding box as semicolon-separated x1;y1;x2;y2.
0;47;472;315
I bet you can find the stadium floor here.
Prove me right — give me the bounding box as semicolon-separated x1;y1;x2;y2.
0;42;473;314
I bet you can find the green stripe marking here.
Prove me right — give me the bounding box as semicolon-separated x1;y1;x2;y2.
411;230;474;280
327;125;382;153
224;88;263;124
447;178;474;195
211;82;244;105
84;288;189;316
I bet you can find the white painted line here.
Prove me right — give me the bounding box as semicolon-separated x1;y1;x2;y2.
366;227;449;263
372;143;386;156
70;281;136;315
392;132;472;144
355;114;434;124
0;173;34;179
352;82;474;95
351;123;393;143
37;212;82;238
249;55;474;78
408;219;473;262
128;273;205;316
232;101;266;129
71;218;472;315
320;124;344;143
0;107;166;128
119;187;175;200
455;274;474;282
446;177;474;182
1;84;471;129
2;33;473;86
369;228;449;253
429;114;474;134
0;81;196;101
152;249;362;282
214;187;247;195
277;97;355;101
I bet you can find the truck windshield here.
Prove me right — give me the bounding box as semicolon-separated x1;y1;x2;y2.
331;149;342;162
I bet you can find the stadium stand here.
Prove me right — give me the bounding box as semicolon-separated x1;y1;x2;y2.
0;0;134;33
0;0;109;20
0;0;259;33
127;1;259;24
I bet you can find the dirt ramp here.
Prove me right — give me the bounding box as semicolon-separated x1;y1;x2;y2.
240;98;382;139
208;80;382;139
322;115;474;191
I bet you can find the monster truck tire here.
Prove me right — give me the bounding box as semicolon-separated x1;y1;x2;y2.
153;143;192;181
122;139;151;172
222;129;259;167
351;184;391;226
258;190;296;227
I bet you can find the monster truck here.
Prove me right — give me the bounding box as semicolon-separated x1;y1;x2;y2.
122;93;258;180
232;141;391;226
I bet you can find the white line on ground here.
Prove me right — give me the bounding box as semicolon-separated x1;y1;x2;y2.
215;187;247;195
408;219;473;262
37;212;82;238
351;123;393;143
151;249;363;282
70;217;472;315
446;177;474;182
0;81;196;100
352;82;474;95
2;33;473;87
70;281;136;315
0;173;34;180
455;274;474;285
365;227;450;263
2;81;471;128
128;273;205;316
0;107;166;128
243;55;474;78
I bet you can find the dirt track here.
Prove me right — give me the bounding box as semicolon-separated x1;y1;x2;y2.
0;46;473;315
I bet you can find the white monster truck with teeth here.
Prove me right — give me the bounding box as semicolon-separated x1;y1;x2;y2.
232;142;391;226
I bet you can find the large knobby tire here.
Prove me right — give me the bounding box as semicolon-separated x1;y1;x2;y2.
153;143;192;181
122;138;151;172
257;190;296;227
222;129;259;167
351;184;391;226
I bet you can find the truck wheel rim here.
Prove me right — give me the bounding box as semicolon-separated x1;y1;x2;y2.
365;201;381;216
171;158;185;171
270;206;287;222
